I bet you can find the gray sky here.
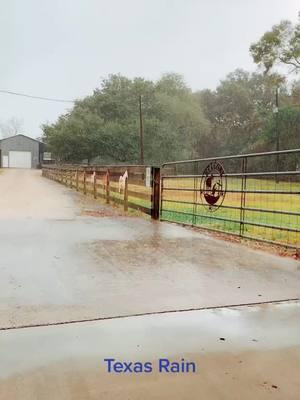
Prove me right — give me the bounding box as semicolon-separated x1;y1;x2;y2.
0;0;299;138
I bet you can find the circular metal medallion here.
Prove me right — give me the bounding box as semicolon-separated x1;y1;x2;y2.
200;161;227;211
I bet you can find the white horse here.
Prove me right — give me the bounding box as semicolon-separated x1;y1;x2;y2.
119;170;128;193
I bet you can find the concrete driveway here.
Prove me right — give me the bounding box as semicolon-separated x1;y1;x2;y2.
0;169;299;399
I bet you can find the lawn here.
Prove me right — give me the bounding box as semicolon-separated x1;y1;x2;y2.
62;172;300;247
161;177;300;247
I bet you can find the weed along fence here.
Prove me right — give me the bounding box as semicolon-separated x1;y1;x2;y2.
42;165;160;219
161;149;300;250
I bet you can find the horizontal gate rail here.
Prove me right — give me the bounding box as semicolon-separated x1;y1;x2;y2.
162;148;300;165
163;187;300;194
161;148;300;250
163;199;300;216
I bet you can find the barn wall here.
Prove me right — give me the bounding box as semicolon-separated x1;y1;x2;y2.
0;135;41;168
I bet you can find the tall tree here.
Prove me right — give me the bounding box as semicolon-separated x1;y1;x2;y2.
250;13;300;74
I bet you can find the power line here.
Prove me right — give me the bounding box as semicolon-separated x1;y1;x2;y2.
0;89;75;103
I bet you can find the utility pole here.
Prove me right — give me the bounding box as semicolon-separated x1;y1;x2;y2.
275;87;279;153
139;95;144;165
274;87;279;182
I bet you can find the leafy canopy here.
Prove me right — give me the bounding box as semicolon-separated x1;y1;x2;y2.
250;13;300;74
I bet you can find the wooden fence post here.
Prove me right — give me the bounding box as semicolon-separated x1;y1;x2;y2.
76;170;79;191
151;167;160;220
83;169;86;195
106;169;110;204
93;171;97;199
124;175;128;211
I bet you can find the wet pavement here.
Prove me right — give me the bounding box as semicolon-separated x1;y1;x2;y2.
0;302;299;399
0;169;300;399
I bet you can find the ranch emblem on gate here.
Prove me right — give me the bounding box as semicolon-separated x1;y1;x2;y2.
200;161;227;211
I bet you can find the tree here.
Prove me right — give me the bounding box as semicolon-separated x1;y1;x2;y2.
42;71;298;165
195;69;280;155
250;13;300;74
43;73;210;164
0;117;23;138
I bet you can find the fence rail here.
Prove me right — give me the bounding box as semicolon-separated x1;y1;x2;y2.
42;149;300;250
161;149;300;250
42;164;160;219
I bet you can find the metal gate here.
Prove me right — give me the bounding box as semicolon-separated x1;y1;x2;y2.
161;149;300;249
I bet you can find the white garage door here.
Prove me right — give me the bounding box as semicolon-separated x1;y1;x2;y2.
9;151;32;168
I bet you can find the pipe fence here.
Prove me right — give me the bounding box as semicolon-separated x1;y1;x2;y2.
161;149;300;249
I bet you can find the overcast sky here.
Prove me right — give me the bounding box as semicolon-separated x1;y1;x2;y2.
0;0;299;138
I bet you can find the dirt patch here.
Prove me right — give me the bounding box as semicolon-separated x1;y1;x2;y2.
81;209;125;217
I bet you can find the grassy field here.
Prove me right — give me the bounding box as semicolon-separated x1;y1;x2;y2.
63;172;300;247
161;177;300;247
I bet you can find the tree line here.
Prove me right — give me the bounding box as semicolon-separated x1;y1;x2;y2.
42;14;300;165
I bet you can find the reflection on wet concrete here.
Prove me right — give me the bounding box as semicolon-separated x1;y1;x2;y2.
0;302;299;399
0;215;299;328
0;170;300;398
0;170;299;328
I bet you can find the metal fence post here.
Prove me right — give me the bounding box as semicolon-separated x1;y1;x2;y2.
160;175;164;220
239;157;247;237
192;161;198;226
151;167;160;220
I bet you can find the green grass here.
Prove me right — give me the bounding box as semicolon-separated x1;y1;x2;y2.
161;177;300;247
59;175;300;247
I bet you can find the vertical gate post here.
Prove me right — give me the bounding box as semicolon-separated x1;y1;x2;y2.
160;175;164;220
93;170;97;199
76;170;79;191
192;162;198;226
124;174;128;211
83;169;86;195
106;169;110;204
239;157;247;237
151;167;160;220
